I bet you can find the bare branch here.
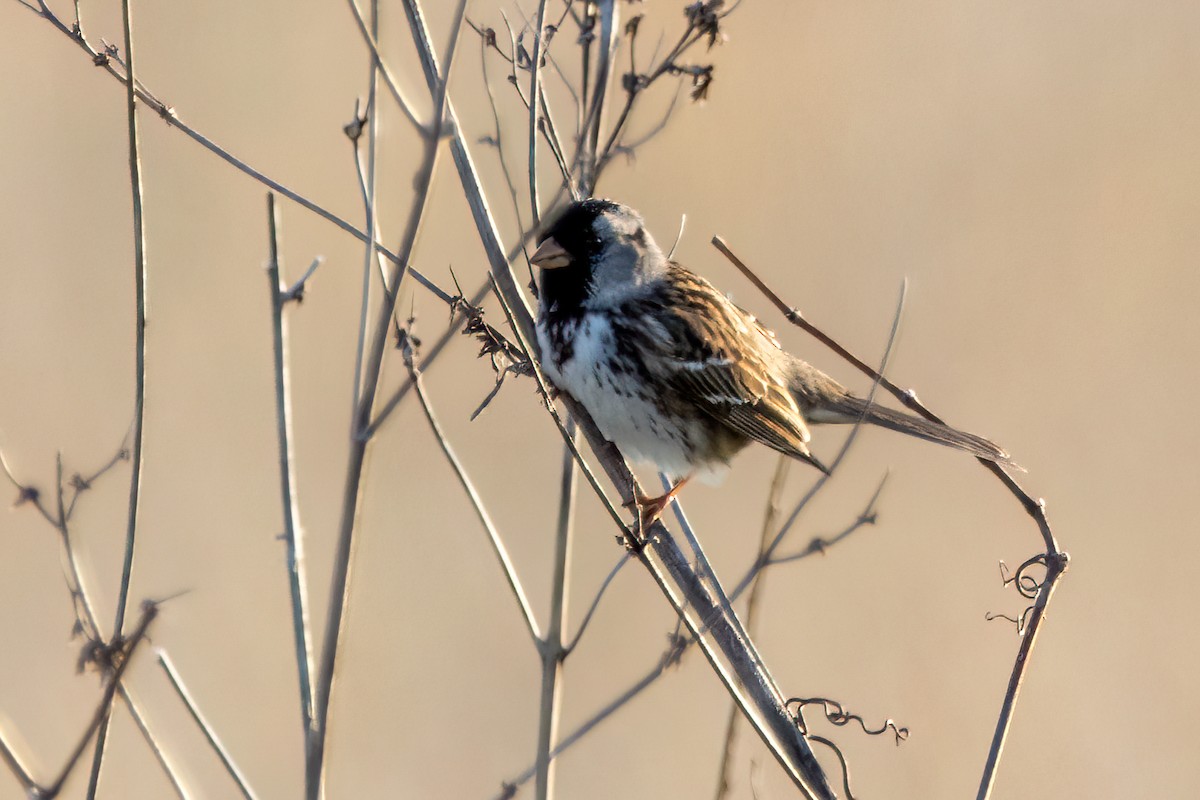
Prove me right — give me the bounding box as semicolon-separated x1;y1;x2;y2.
714;455;791;800
265;194;316;748
563;551;632;656
401;330;543;646
308;3;469;796
0;726;36;793
528;0;550;224
46;601;159;799
90;0;150;788
709;235;1068;799
18;2;453;306
115;688;188;799
534;420;577;800
158;651;259;800
342;0;427;132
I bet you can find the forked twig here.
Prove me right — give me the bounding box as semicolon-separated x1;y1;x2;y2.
265;194;316;746
710;235;1068;800
308;3;469;797
534;420;577;800
46;601;159;799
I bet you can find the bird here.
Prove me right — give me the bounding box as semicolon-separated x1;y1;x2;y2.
530;198;1011;521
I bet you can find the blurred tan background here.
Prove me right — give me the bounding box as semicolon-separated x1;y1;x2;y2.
1;0;1198;797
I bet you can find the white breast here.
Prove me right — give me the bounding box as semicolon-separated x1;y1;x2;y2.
536;313;728;482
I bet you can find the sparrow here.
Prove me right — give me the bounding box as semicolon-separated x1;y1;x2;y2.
531;198;1010;520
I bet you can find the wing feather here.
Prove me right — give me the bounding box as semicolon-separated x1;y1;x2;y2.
637;267;815;460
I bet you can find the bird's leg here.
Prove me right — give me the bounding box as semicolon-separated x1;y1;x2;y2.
625;476;691;527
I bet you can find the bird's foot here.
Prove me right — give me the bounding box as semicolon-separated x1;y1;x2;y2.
623;478;690;529
624;491;674;526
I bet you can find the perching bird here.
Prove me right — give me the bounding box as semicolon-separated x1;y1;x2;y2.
531;198;1010;520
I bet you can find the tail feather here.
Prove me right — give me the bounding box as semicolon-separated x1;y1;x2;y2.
825;394;1014;465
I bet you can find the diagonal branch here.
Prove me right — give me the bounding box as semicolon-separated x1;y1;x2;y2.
17;1;454;306
710;235;1068;800
158;651;259;800
403;334;542;646
46;601;160;799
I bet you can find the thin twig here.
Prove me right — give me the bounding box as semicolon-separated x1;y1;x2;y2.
768;475;886;566
342;0;427;133
18;2;453;305
157;652;258;800
308;3;469;797
527;0;550;224
0;727;35;793
710;236;1067;799
579;0;620;193
534;421;577;800
714;455;791;800
265;194;316;749
0;445;183;796
404;336;542;646
116;687;189;799
45;601;159;799
111;0;147;660
475;32;528;253
350;55;383;409
563;551;632;656
91;0;149;790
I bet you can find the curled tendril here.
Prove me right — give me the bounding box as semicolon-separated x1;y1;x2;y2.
789;697;910;745
999;554;1048;600
985;606;1035;636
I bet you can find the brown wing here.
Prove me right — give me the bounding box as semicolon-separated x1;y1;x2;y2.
641;267;818;462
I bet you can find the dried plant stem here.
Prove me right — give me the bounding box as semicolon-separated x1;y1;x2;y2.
307;3;468;797
89;0;149;791
713;455;791;800
116;687;187;799
112;0;146;665
487;472;883;796
535;424;577;800
407;356;542;645
580;0;620;193
710;235;1068;800
157;652;258;799
46;602;159;799
0;730;35;793
563;551;632;655
266;195;316;748
975;562;1064;800
0;448;184;796
343;0;425;132
527;0;550;223
19;1;453;306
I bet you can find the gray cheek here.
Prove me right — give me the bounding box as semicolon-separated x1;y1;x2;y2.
590;243;640;286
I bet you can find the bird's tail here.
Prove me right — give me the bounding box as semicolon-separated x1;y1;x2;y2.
818;393;1014;465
